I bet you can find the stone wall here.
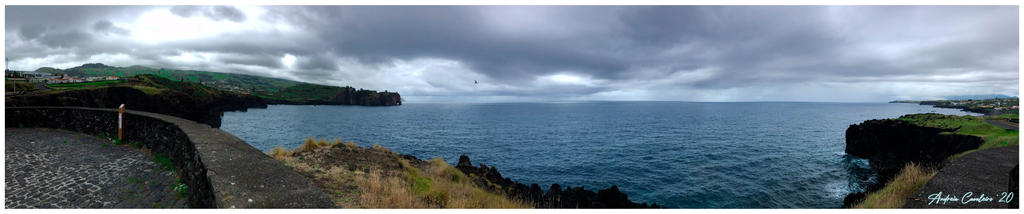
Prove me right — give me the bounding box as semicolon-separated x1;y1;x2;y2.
6;107;334;208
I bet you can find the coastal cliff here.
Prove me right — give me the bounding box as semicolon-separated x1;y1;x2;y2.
262;86;401;106
845;118;984;179
6;74;402;127
5;75;267;128
30;63;402;106
842;114;985;207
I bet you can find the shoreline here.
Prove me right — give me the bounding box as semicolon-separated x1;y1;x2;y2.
843;113;1019;208
268;138;659;208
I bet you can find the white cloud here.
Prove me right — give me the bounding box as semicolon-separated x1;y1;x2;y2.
281;54;297;68
535;73;604;87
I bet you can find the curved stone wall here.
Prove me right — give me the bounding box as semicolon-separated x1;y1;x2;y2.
6;107;333;208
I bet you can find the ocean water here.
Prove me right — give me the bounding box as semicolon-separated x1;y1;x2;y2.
220;102;977;208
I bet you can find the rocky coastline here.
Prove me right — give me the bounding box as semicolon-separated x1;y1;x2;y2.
841;117;984;207
272;139;658;208
262;88;401;106
454;155;659;208
917;101;993;115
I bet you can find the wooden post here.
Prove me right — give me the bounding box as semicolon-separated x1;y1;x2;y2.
118;104;125;141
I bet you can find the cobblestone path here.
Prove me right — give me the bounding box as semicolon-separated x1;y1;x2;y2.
5;128;188;208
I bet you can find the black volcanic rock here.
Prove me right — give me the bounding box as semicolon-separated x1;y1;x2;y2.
841;116;984;207
457;155;473;168
454;155;659;208
263;87;401;106
845;118;983;179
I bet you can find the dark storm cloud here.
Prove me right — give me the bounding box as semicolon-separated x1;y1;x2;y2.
299;6;632;82
92;20;130;36
218;53;284;69
18;24;47;40
280;6;885;87
297;54;339;71
4;6;1018;101
170;5;246;22
37;30;93;48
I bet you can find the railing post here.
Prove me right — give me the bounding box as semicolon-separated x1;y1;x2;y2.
118;104;125;141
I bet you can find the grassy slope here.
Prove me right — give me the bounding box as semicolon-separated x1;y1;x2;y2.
6;80;36;92
895;113;1018;155
255;83;349;102
46;80;122;88
268;137;531;208
37;64;397;104
854;113;1019;208
854;163;937;208
39;66;298;92
26;74;248;107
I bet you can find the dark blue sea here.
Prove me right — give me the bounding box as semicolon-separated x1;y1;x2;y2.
220;102;977;208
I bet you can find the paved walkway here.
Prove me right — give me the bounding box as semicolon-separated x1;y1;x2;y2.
5;128;187;208
985;119;1019;131
903;146;1018;208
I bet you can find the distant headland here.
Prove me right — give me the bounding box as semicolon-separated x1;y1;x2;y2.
889;96;1018;116
5;63;402;127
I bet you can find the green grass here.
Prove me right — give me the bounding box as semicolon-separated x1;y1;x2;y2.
127;177;144;184
986;113;1019;120
854;163;937;208
129;86;166;95
896;113;1018;155
152;152;174;172
7;80;36;92
173;177;188;198
33;63;399;104
46;80;122;88
39;64;300;95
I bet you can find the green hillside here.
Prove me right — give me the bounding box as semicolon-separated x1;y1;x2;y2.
35;63;401;105
38;63;298;93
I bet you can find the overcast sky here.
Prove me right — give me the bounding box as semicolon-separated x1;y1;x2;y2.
4;6;1019;102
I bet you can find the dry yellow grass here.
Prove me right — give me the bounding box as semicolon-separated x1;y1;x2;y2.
267;139;531;208
854;163;938;208
269;146;291;160
353;169;430;208
429;159;529;208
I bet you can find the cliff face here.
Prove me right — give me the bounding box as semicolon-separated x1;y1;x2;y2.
262;85;402;106
6;85;267;128
329;89;401;106
845;119;983;179
842;118;984;207
455;155;659;208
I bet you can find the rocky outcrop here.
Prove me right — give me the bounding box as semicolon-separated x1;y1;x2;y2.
917;101;1001;115
263;87;402;106
845;119;983;179
841;117;984;207
454;155;659;208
